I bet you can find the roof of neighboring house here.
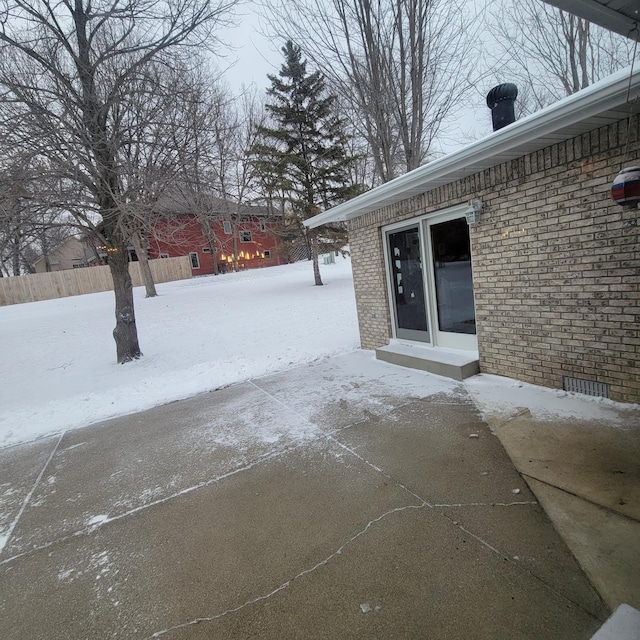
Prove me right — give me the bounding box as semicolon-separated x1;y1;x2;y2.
305;64;640;229
30;235;83;268
542;0;639;39
154;194;280;218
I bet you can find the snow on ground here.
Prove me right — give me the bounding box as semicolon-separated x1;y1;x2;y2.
0;258;359;448
466;374;640;428
1;254;637;450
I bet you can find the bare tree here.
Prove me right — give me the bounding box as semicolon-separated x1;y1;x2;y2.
0;0;237;362
115;60;222;296
487;0;634;113
261;0;481;184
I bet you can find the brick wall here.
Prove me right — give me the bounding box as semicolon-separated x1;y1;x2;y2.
348;114;640;403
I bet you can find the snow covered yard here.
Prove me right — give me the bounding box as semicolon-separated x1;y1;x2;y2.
0;258;359;447
1;253;637;450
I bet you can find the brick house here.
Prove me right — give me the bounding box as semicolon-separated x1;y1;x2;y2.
305;66;640;403
148;198;286;275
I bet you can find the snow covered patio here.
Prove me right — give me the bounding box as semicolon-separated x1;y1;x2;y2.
1;259;639;637
0;350;621;639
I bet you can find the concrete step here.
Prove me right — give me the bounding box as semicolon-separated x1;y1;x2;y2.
589;604;640;639
375;342;479;381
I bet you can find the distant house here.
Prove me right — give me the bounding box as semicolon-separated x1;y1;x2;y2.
305;65;640;404
32;236;87;273
149;197;287;275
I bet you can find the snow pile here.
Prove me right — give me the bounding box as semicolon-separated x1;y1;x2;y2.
0;258;359;447
465;374;640;427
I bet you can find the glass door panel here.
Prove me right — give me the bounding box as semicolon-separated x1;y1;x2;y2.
429;217;476;337
387;227;430;342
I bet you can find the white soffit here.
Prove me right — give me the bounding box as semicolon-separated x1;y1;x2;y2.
305;65;640;229
542;0;640;39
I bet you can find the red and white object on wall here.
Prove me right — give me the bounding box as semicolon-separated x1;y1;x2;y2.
611;166;640;209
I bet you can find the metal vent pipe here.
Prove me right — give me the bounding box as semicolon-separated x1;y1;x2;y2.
486;83;518;131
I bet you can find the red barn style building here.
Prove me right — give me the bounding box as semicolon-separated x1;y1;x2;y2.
148;198;286;276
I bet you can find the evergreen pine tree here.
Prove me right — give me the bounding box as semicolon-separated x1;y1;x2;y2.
251;41;358;285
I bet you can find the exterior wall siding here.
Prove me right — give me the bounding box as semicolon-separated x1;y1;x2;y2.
33;236;87;273
348;114;640;403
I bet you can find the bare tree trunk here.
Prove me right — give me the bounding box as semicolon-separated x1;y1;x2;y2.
209;238;219;275
130;230;157;298
199;219;219;275
311;233;323;286
11;236;20;275
232;224;239;271
110;235;142;363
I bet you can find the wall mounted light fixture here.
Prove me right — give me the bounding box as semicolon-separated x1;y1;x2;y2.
465;199;483;225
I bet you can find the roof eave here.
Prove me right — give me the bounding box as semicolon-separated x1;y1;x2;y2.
305;65;639;229
542;0;640;39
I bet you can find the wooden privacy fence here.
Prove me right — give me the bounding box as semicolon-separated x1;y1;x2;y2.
0;256;192;306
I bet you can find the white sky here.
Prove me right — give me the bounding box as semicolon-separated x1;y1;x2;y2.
219;3;493;153
220;5;278;93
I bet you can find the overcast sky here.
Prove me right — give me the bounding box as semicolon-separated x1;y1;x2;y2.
219;3;493;154
220;5;278;93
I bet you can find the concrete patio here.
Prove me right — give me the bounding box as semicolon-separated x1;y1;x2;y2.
0;351;637;639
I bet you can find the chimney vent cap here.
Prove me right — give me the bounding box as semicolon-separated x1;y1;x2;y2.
486;83;518;108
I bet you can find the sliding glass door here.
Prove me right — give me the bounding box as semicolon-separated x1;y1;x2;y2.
387;226;430;342
385;210;477;351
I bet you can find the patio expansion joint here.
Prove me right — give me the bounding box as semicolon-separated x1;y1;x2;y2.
326;433;432;507
438;510;607;622
0;445;297;568
246;380;440;506
321;433;589;613
432;500;538;508
146;502;428;639
0;431;65;555
521;471;640;524
327;431;602;620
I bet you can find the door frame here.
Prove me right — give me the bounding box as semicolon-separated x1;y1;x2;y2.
382;203;478;351
384;222;430;343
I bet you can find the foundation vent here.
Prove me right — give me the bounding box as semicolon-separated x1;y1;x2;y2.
562;376;610;399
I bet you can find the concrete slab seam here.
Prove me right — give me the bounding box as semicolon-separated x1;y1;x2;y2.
0;445;300;568
326;413;604;620
432;501;538;508
245;378;603;621
146;503;428;639
439;512;607;621
246;378;433;506
326;433;432;507
521;472;640;524
461;381;531;431
320;434;576;609
0;431;65;555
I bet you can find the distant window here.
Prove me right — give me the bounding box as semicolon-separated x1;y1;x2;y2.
202;247;211;253
260;220;266;232
263;250;271;258
223;221;231;234
159;253;169;259
189;252;200;269
240;231;252;243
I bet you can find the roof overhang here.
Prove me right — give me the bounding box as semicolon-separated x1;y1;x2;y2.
305;65;640;229
542;1;639;39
